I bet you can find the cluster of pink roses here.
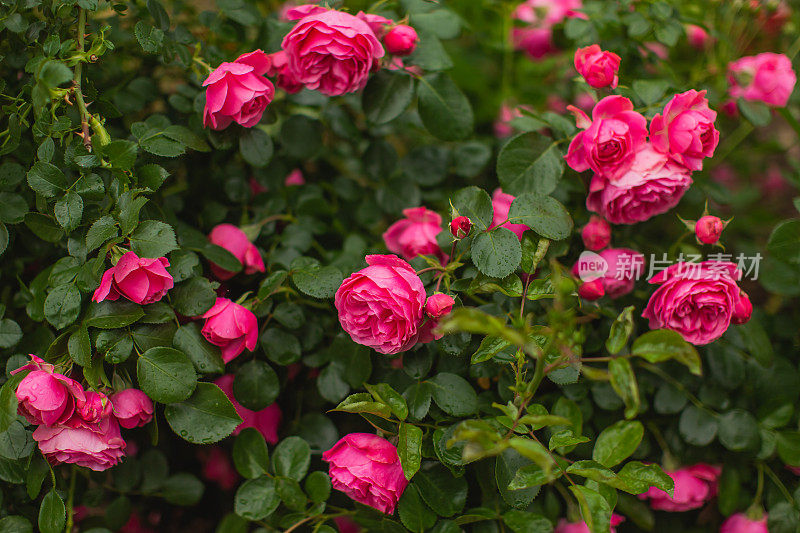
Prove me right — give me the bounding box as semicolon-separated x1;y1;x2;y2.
13;355;153;471
511;0;586;59
203;4;420;130
567;89;717;225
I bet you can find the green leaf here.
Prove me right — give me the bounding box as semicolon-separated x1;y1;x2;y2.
776;431;800;466
0;318;23;349
430;373;477;416
606;306;635;355
497;133;564;195
54;191;83;232
170;276;217;316
363;71;414;124
738;100;771;127
234;476;279;520
471;228;522;278
631;329;702;375
276;476;306;511
415;465;468;517
451;186;493;231
549;430;589;450
332;392;392;418
617;461;674;495
398;484;437;533
85;300;144;329
508;438;556;476
161;474;203;505
678;405;718;446
37;60;72;88
273;436;311;481
365;383;408;420
0;192;27;224
43;284;81;329
767;219;800;264
239;129;273;168
738;317;774;366
404;382;432;420
507;193;573;241
233;360;279;411
138;164;170;191
305;471;332;503
502;510;553;533
26;161;67;198
233;428;270;479
292;264;344;299
114;191;149;235
86;215;119;252
608;358;640;419
0;375;24;434
570;485;612;533
130;220;177;257
417;73;474;141
24;213;63;242
407;33;453;71
137;347;196;403
261;328;301;365
592;420;644;467
134;21;165;54
164;382;241;444
632;79;670;106
98;140;139;170
0;420;34;459
0;516;32;533
398;422;423;480
38;490;66;533
718;409;760;451
471;336;512;364
280;115;322;159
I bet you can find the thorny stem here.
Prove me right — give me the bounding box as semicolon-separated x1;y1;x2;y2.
74;8;92;152
762;463;797;508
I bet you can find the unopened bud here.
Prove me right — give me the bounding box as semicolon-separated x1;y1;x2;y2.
450;216;472;239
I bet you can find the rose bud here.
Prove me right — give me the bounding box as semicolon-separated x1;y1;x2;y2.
425;293;455;319
732;291;753;325
200;298;259;363
322;433;409;514
110;389;154;429
384;25;419;56
450;216;472;239
581;216;611;251
92;251;174;305
578;279;605;300
574;44;621;89
695;215;725;244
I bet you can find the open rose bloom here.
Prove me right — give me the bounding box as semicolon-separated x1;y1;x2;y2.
281;7;384;96
642;262;751;345
574;44;620;88
208;223;265;280
203;50;275;129
650;90;719;171
335;255;426;354
639;464;720;511
382;207;445;262
92;251;173;305
200;298;259;363
322;433;408;514
728;52;796;107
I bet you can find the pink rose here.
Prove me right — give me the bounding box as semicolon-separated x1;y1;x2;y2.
110;389;154;429
333;516;362;533
281;8;385;96
494;103;524;138
555;514;624;533
639;464;720;511
686;24;712;49
33;415;126;471
514;0;585;27
382;207;445;262
586;145;693;225
490;189;530;240
581;216;611;251
335;255;426;355
200;298;259;363
650;90;719;171
208;224;265;280
285;169;305;186
322;433;409;514
425;293;455;319
76;390;113;426
565;96;648;180
732;292;753;325
283;3;327;20
695;215;725;244
511;27;555;59
573;248;644;299
199;447;239;491
720;513;768;533
578;279;604;300
14;363;85;426
92;251;173;305
728;52;797;107
356;11;394;37
642;262;749;345
383;25;418;56
215;374;282;444
265;50;303;94
203;50;275;130
574;45;621;89
575;92;596;112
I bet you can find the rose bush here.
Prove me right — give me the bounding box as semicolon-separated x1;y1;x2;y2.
0;0;799;532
